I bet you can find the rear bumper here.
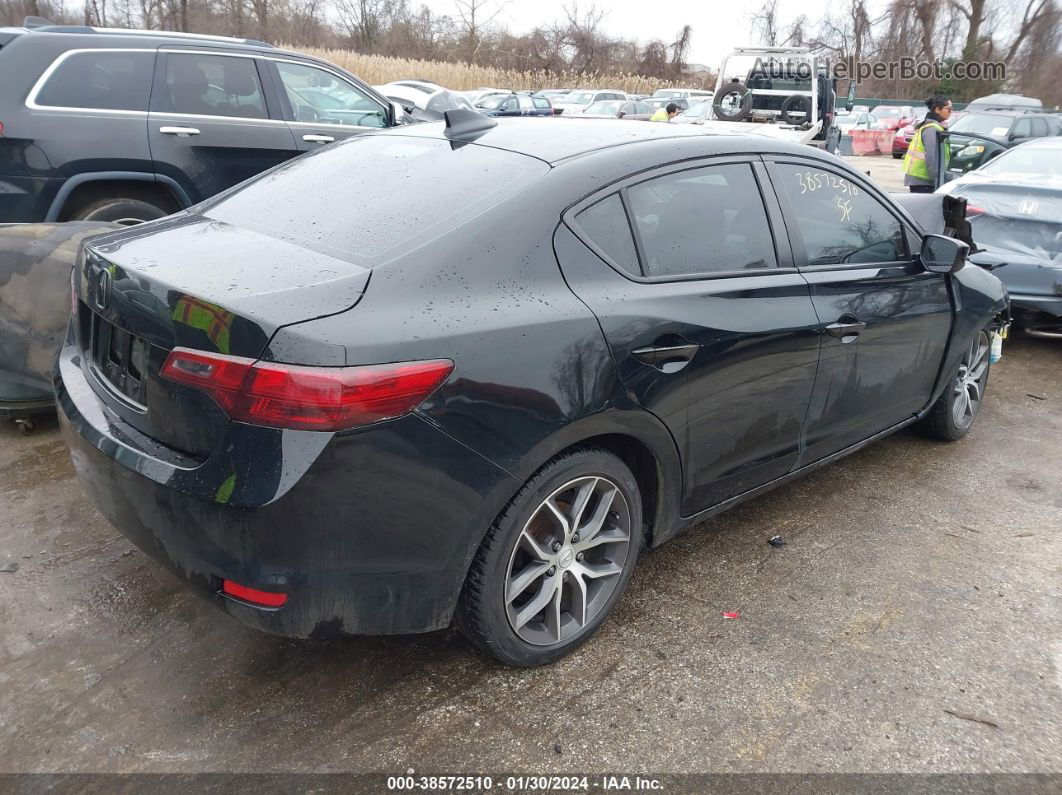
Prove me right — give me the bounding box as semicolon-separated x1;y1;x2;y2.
1009;293;1062;318
55;337;520;637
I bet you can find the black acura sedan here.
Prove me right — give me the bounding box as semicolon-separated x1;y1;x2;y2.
57;114;1008;666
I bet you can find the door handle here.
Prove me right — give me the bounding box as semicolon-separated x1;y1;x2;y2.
303;134;335;143
632;341;701;372
159;126;200;136
825;319;868;342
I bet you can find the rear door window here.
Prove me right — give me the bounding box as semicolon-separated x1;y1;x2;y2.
575;194;640;274
626;163;778;276
34;50;154;111
773;162;906;265
162;53;267;119
532;97;551;110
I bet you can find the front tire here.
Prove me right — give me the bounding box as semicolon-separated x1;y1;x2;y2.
918;329;991;441
456;448;642;667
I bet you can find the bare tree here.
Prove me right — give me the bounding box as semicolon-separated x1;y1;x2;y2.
453;0;508;63
1004;0;1055;61
751;0;780;46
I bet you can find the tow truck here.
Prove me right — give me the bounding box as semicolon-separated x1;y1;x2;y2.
694;46;854;151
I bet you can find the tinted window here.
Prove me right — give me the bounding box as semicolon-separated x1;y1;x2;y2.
627;164;777;276
206;136;548;266
575;194;639;274
1013;118;1032;138
775;163;905;265
165;54;266;119
1031;118;1049;137
36;51;154;111
275;61;385;127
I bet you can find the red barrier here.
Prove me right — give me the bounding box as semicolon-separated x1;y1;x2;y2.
848;129;895;155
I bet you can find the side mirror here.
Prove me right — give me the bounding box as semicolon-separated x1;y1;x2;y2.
845;81;857;112
920;234;968;274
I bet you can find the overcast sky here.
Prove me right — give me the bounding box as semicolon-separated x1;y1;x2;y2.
421;0;872;68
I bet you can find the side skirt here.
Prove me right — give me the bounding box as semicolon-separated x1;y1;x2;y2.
664;414;920;542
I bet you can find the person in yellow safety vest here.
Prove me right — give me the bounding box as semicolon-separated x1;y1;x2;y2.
904;94;953;193
650;102;680;122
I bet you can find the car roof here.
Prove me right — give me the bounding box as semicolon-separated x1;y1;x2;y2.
386;116;816;165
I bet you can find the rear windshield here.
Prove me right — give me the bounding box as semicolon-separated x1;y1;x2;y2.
204;134;548;266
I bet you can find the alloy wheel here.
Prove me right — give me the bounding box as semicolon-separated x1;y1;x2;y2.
953;330;990;430
504;476;632;646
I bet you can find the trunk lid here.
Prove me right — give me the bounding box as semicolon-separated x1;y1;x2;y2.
74;214;370;458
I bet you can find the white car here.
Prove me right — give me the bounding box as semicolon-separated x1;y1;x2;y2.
652;88;713;101
552;89;628;115
374;80;477;121
835;110;884;134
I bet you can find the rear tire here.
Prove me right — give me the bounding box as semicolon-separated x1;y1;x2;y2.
69;197;169;225
456;448;642;667
917;329;991;441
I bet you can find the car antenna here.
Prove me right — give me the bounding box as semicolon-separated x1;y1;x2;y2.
443;108;498;139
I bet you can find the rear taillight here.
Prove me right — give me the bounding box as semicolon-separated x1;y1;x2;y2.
966;205;986;217
160;348;453;431
0;121;5;137
222;580;288;607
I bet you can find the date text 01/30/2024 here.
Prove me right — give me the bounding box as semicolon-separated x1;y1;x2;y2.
385;775;664;790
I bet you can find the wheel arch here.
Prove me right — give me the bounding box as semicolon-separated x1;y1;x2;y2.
487;408;685;554
46;172;191;222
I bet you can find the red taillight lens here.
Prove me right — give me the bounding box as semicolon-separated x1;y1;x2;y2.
160;348;453;431
966;205;986;217
222;580;288;607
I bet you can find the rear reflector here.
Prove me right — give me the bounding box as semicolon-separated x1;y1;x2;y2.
160;348;453;432
222;580;288;608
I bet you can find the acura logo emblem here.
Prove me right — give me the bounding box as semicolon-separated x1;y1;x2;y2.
93;268;112;310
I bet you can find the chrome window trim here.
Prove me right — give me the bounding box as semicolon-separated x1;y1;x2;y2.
25;48;156;115
25;47;386;124
149;110;287;125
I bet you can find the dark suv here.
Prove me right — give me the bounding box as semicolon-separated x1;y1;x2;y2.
946;111;1061;175
0;21;405;224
